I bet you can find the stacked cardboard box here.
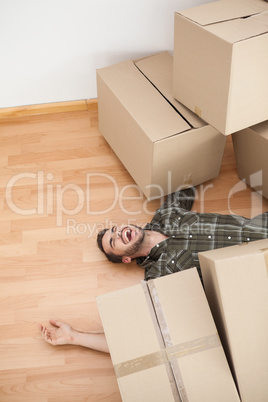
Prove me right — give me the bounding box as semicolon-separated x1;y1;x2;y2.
173;0;268;136
97;0;268;200
173;0;268;198
232;120;268;199
97;269;240;402
97;52;226;200
199;239;268;401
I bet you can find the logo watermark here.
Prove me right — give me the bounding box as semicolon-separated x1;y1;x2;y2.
5;170;264;238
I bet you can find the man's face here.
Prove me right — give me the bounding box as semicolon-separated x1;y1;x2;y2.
102;224;145;259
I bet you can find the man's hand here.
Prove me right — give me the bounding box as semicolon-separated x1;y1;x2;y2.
38;319;109;353
38;319;75;346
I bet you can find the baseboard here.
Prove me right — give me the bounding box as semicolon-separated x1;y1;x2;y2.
0;99;98;119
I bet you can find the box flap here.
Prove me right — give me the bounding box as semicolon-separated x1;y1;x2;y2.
97;59;191;142
178;0;268;27
135;52;206;129
206;10;268;43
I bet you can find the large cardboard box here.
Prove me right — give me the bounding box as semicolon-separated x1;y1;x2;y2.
173;0;268;135
97;269;240;402
97;52;226;199
199;239;268;401
232;120;268;199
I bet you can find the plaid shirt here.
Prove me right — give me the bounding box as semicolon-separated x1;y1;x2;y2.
136;191;268;280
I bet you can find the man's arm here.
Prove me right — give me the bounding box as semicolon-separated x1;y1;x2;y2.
164;187;196;212
149;187;196;229
38;319;109;353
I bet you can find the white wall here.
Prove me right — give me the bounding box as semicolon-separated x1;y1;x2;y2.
0;0;215;108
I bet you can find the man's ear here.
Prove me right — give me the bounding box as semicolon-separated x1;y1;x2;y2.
122;256;132;264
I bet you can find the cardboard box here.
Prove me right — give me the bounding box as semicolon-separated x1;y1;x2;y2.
173;0;268;135
97;269;240;402
199;239;268;401
97;52;226;199
232;120;268;199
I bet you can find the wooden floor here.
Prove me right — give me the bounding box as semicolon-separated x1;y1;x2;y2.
0;100;267;402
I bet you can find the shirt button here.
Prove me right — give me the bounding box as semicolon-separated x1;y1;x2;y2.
156;244;159;247
189;234;192;238
247;237;250;241
208;235;212;239
171;260;174;264
172;236;175;238
228;236;232;240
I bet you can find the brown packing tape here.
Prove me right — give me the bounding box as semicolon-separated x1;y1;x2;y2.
147;281;188;402
166;334;221;402
149;280;221;402
167;334;221;360
141;281;182;402
114;348;169;378
148;280;188;402
113;334;221;379
141;281;166;348
113;280;222;402
147;281;172;346
183;172;193;187
194;106;202;118
166;335;220;402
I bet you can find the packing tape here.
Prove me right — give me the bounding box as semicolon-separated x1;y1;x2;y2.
114;281;181;402
194;106;202;118
114;280;221;402
149;280;220;402
141;281;181;402
114;349;169;378
113;334;221;379
183;173;193;187
167;333;220;402
148;280;187;400
167;334;221;360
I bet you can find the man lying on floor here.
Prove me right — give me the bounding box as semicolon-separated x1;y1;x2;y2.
39;187;268;352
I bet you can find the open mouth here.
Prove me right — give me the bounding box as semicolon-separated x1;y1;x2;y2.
121;228;132;244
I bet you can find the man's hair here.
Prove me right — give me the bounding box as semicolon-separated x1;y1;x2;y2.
96;228;123;263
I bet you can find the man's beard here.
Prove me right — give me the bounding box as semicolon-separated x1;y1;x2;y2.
123;226;145;257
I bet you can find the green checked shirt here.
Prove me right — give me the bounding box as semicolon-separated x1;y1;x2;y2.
136;191;268;280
